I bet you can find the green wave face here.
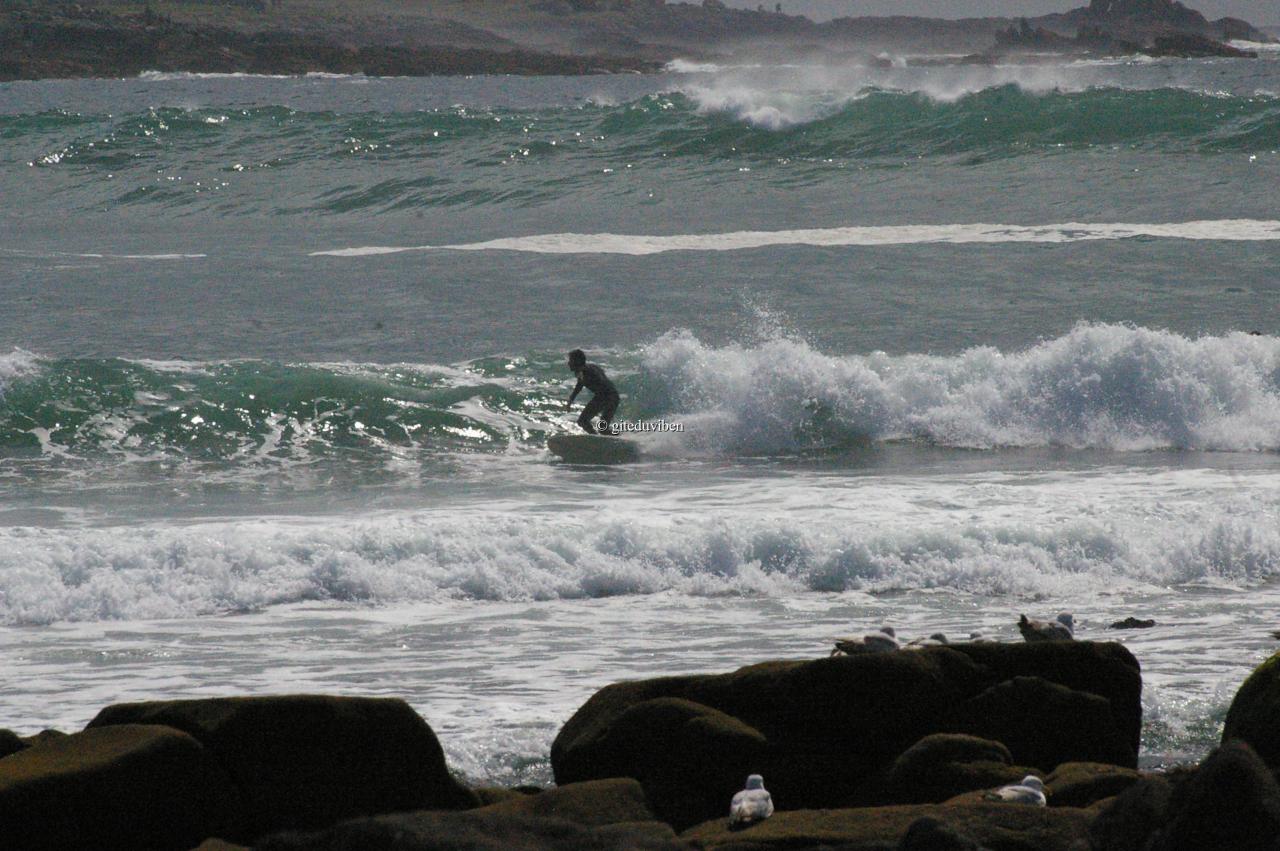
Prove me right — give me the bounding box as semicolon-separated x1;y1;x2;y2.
4;85;1278;216
0;355;581;465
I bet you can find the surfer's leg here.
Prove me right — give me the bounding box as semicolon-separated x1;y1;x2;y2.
578;395;606;434
597;393;620;436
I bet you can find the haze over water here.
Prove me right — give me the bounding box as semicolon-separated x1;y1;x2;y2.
2;51;1280;782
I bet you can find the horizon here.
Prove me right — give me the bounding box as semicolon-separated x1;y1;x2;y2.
710;0;1278;26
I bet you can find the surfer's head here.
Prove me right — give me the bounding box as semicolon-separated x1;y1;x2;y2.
567;349;586;371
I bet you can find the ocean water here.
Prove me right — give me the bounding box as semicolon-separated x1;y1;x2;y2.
2;54;1280;783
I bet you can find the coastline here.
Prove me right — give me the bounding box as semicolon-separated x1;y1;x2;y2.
2;641;1278;849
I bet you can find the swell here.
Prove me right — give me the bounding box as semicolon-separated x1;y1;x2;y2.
3;86;1277;215
2;324;1279;467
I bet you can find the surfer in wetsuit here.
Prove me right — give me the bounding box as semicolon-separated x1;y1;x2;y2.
565;349;620;435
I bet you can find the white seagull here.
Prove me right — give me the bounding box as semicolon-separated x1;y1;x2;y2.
984;775;1047;806
729;774;775;827
831;626;900;656
1018;613;1074;642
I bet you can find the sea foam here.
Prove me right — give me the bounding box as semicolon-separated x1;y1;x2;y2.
639;324;1280;453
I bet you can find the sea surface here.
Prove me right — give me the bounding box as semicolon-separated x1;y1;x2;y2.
2;50;1280;783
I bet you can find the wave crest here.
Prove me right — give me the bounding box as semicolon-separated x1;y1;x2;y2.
638;324;1280;452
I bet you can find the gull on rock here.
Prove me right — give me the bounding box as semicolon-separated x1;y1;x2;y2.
831;626;899;656
905;633;949;649
1018;613;1074;642
984;775;1047;806
729;774;774;827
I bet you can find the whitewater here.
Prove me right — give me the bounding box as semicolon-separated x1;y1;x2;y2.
2;53;1280;783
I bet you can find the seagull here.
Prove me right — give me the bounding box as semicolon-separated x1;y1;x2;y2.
831;626;899;656
905;632;949;649
984;775;1046;806
729;774;774;827
1018;613;1074;642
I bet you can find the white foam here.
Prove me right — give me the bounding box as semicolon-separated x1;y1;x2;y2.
0;348;42;396
310;219;1280;257
2;463;1278;624
638;324;1280;453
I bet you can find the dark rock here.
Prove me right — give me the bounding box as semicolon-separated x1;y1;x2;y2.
1147;32;1257;58
880;734;1028;805
899;816;987;850
1087;775;1172;851
191;841;251;851
1222;651;1280;770
0;724;243;851
88;695;478;840
682;804;1091;850
1109;618;1156;630
255;810;688;850
20;729;67;748
943;641;1142;758
568;697;768;829
554;644;1141;828
946;676;1137;770
1152;740;1280;851
0;729;27;760
476;778;657;826
473;787;540;806
1044;762;1143;808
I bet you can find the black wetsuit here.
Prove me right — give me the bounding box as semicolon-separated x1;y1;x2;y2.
570;364;620;434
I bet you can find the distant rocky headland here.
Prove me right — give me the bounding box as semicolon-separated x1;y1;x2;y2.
0;0;1275;82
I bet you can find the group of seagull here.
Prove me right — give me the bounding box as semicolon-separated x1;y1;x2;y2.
829;612;1075;657
728;771;1045;829
726;614;1074;827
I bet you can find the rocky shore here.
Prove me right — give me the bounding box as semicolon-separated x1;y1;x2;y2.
1;0;1273;82
4;641;1280;850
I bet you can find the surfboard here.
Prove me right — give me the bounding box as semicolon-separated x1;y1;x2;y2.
547;433;641;464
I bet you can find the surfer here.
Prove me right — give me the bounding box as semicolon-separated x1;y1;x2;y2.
565;349;620;435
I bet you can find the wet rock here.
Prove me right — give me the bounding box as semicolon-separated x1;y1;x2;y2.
475;778;657;826
880;734;1028;805
255;810;688;850
1087;775;1172;851
88;695;478;839
563;696;768;829
1043;762;1143;808
554;643;1141;828
946;676;1136;770
899;816;988;850
1152;740;1280;851
0;729;26;760
1222;651;1280;770
682;804;1091;850
1108;618;1156;630
0;724;243;851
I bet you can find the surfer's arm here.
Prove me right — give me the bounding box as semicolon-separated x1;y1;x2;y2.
566;377;584;409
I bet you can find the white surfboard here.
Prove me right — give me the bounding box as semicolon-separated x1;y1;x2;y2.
547;433;641;464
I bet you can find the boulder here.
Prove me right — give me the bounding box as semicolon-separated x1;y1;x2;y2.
0;729;26;760
475;778;657;826
946;676;1136;770
1222;651;1280;770
254;810;688;850
681;804;1092;850
879;734;1028;805
563;697;767;829
553;644;1141;828
1044;762;1143;808
1087;775;1172;851
88;695;478;839
899;816;988;850
0;724;243;851
941;641;1142;757
1152;740;1280;851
